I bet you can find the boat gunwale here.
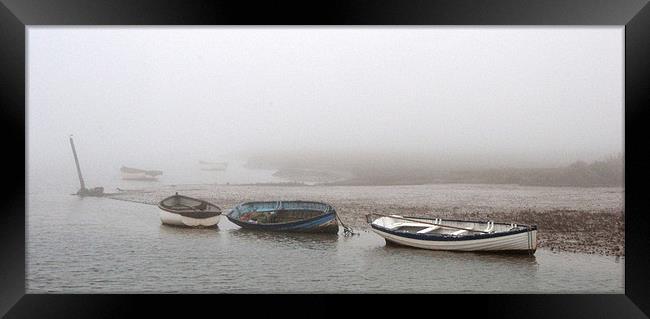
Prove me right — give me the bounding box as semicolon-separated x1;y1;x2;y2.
232;200;335;210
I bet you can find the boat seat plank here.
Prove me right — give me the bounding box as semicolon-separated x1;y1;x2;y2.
451;229;468;235
385;223;404;230
386;222;432;230
416;226;441;234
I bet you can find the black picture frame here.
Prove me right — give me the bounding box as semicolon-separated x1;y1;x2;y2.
1;0;649;317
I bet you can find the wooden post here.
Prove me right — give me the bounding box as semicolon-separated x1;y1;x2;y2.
69;135;86;191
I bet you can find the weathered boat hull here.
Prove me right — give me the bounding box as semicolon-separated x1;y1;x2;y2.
159;209;220;227
227;201;339;234
121;166;163;181
371;226;537;253
226;213;338;233
157;193;222;228
121;172;159;181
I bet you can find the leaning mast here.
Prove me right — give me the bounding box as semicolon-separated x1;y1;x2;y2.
69;135;86;191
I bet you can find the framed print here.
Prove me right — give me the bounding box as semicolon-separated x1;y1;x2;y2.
1;0;649;317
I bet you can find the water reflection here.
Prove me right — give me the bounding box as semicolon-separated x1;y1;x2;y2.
158;224;221;238
228;228;339;249
375;240;538;267
27;192;622;293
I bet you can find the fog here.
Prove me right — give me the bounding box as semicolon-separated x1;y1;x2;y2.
27;27;623;186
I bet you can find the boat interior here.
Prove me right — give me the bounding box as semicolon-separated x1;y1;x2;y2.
231;201;333;224
241;209;327;224
372;215;527;236
160;195;220;213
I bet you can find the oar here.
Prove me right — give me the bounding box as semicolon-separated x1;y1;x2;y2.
368;213;489;234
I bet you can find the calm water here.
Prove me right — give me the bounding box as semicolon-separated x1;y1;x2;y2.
27;191;623;293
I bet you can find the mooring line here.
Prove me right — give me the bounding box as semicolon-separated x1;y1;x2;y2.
335;213;358;236
105;196;158;206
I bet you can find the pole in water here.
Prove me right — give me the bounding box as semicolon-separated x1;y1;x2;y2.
69;135;86;192
68;135;104;197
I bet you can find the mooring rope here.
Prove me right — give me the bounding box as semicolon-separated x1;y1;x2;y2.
106;195;158;206
335;213;357;236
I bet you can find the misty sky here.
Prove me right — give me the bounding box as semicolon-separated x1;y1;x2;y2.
28;27;623;175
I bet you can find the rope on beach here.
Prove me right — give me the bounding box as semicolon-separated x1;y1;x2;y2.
336;213;358;236
105;195;158;206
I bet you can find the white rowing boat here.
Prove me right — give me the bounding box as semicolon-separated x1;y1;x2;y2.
121;166;163;181
158;193;222;227
366;214;537;253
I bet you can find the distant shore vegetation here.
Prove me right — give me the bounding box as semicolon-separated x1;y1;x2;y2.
246;153;623;187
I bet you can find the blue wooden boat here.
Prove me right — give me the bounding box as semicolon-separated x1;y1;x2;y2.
226;201;339;233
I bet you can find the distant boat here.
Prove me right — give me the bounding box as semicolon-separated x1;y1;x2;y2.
158;193;222;227
199;160;228;171
366;214;537;254
120;166;163;181
226;201;339;233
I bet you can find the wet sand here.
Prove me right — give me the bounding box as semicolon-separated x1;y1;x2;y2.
107;183;624;256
